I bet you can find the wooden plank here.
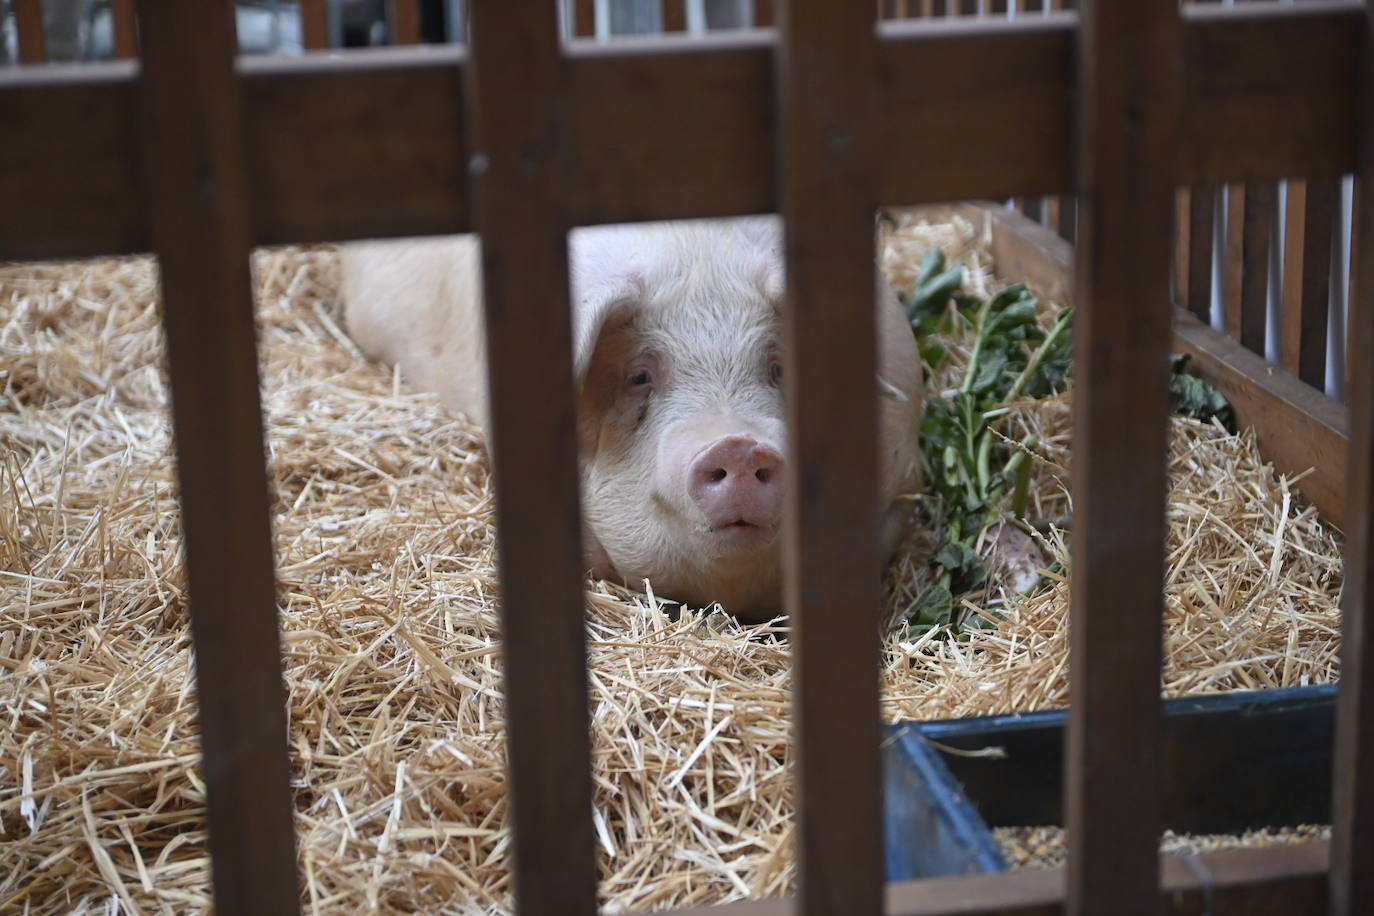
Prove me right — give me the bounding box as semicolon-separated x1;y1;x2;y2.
573;0;596;37
755;0;775;27
110;0;138;59
663;0;686;31
1281;179;1335;389
14;0;46;63
1240;181;1274;355
1182;1;1360;185
668;842;1330;916
1174;188;1191;310
1223;184;1245;341
132;1;299;914
1187;185;1216;322
1330;15;1374;912
1067;1;1178;913
462;5;597;915
300;0;328;50
390;0;421;44
2;4;1365;260
776;0;883;912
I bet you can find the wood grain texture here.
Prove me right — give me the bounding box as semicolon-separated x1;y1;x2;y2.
110;0;138;59
1067;2;1179;913
2;4;1364;259
463;6;597;915
133;1;299;913
573;0;595;37
1187;185;1216;321
299;0;328;50
13;0;46;63
1240;181;1274;355
1281;179;1335;389
1330;13;1374;912
775;1;883;913
669;842;1330;916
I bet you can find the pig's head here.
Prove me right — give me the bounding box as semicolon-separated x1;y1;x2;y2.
570;220;786;619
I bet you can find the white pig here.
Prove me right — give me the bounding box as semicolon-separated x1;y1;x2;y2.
340;219;921;620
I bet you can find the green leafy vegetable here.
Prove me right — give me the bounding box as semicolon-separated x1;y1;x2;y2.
1170;354;1237;432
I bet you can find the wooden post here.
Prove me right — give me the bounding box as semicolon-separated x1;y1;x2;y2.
776;1;883;914
463;5;598;914
110;0;138;58
391;0;421;44
1240;181;1275;355
300;0;328;49
1066;2;1178;914
1330;14;1374;913
133;1;300;913
1187;185;1216;323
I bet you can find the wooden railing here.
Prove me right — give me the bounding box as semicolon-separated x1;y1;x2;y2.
2;1;1371;914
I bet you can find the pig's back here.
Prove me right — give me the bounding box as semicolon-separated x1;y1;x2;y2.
340;236;488;427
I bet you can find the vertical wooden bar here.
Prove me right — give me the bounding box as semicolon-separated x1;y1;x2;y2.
1281;179;1335;389
1224;184;1246;340
132;1;299;913
300;0;329;49
1187;185;1216;323
391;0;421;44
1331;19;1374;910
13;0;46;63
1174;189;1190;309
663;0;686;31
110;0;138;59
776;0;882;914
1067;1;1178;914
573;0;596;36
755;0;774;26
463;6;597;915
1240;181;1274;355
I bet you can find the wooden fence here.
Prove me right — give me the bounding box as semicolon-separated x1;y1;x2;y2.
2;1;1371;914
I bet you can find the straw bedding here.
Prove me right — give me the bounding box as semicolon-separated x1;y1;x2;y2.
1;216;1342;913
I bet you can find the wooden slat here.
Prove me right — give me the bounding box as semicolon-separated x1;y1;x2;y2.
1174;188;1190;309
1222;184;1248;339
776;0;883;912
1187;185;1216;322
2;4;1364;260
1067;1;1178;913
1331;15;1374;912
573;0;595;37
390;0;421;44
663;0;686;31
669;841;1330;916
300;0;328;50
462;5;597;915
1281;179;1335;389
1240;181;1274;355
754;0;775;27
14;0;47;63
110;0;138;59
132;1;299;914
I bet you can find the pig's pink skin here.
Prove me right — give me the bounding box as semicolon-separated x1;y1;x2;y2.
341;219;922;620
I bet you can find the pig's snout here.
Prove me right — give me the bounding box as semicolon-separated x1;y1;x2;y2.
688;436;784;530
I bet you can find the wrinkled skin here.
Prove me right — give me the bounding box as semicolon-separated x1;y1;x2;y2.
341;219;922;620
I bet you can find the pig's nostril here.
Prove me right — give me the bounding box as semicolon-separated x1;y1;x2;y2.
708;468;727;483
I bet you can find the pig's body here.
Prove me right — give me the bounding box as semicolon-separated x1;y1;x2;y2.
340;220;921;619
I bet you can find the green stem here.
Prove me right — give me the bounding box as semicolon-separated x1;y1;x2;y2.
959;297;995;394
1005;308;1073;402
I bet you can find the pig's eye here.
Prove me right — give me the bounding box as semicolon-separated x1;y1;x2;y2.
770;362;783;385
628;368;652;387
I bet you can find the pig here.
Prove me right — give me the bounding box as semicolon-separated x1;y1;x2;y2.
340;219;921;620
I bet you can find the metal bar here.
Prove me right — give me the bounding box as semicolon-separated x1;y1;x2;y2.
463;5;598;914
776;0;883;912
132;0;299;913
1065;0;1178;913
1330;13;1374;911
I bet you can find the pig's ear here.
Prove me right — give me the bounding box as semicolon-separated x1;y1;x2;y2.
574;297;643;450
